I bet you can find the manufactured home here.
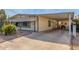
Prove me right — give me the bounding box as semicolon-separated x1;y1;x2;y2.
8;12;75;32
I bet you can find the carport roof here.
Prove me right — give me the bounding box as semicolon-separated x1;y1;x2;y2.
37;12;74;20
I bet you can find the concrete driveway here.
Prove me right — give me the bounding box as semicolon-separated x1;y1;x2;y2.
27;30;70;45
0;30;71;50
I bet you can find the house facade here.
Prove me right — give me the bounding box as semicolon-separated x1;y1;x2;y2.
8;12;74;32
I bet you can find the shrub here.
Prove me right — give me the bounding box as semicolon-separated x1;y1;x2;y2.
0;28;2;32
3;24;16;35
76;24;79;32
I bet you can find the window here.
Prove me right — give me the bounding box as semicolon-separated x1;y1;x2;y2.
48;20;51;27
15;22;22;27
15;22;31;28
23;21;31;28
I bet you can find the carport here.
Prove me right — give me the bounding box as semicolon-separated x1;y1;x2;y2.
33;12;76;50
26;12;76;49
39;12;75;36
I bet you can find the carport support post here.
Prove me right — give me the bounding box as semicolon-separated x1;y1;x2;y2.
69;14;72;36
69;14;73;50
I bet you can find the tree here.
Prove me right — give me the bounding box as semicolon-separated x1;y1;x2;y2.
73;19;79;32
72;19;79;24
0;9;7;33
0;9;7;28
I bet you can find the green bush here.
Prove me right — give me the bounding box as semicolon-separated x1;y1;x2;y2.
76;24;79;32
0;28;3;33
3;24;16;35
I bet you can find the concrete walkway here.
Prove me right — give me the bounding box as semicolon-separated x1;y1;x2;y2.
0;30;71;50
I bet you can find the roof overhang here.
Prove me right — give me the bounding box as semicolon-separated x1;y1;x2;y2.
37;12;74;20
8;12;75;21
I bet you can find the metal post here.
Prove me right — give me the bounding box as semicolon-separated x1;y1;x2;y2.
69;15;72;36
70;34;74;50
69;14;74;50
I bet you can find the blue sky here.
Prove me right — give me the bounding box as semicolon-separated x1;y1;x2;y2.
5;9;79;17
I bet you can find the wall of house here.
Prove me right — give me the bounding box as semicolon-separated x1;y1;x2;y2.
38;16;57;31
9;15;37;31
9;14;69;32
16;21;35;31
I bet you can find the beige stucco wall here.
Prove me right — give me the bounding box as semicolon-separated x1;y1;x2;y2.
38;16;57;31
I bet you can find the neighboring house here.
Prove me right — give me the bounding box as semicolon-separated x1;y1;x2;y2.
8;12;74;32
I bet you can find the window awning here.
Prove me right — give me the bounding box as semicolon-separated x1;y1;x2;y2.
9;19;35;22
